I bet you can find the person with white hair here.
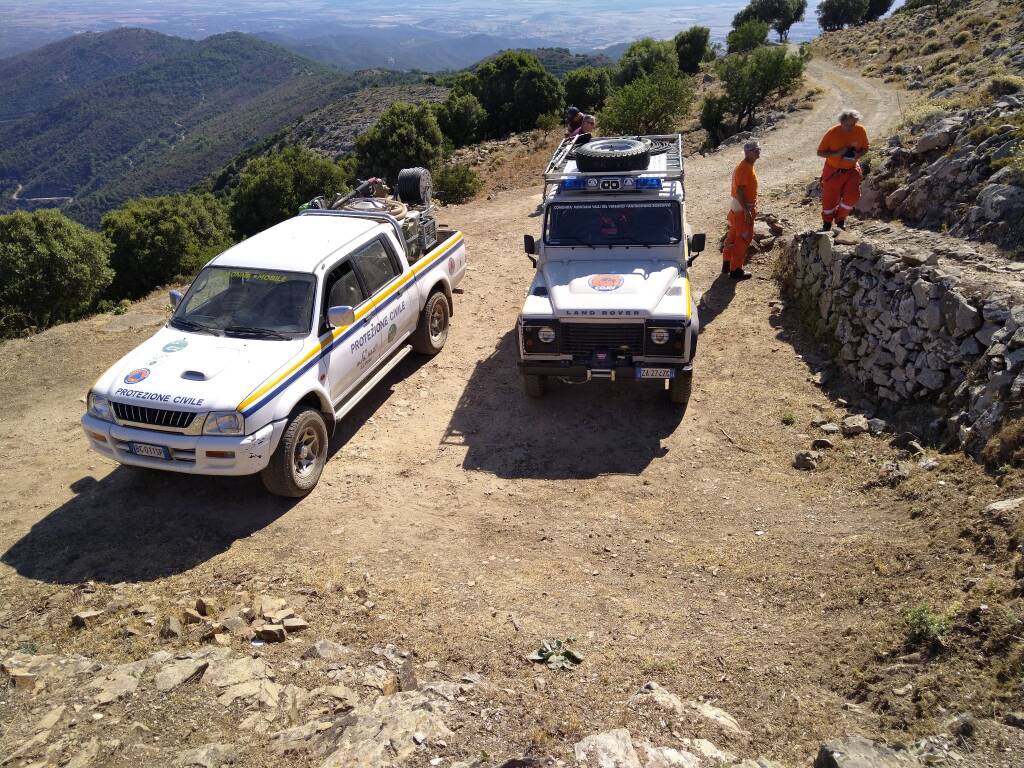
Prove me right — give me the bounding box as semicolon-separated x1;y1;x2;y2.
816;108;869;231
721;139;761;281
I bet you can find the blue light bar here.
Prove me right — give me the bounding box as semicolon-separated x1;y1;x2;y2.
559;177;587;191
636;177;663;190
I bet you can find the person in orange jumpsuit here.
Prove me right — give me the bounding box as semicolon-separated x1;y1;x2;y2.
817;109;869;231
721;140;760;281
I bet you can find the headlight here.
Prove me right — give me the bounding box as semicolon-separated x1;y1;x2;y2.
203;411;244;435
537;326;556;344
650;328;670;345
87;392;113;421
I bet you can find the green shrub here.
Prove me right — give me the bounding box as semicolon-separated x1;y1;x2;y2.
103;193;232;300
924;25;939;37
432;164;483;205
0;209;113;336
700;94;730;146
902;603;950;648
355;101;446;184
476;51;565;135
989;75;1024;97
952;30;970;46
920;40;943;55
600;65;694;135
615;39;679;86
674;26;712;75
563;67;612;112
817;0;869;30
863;0;894;21
781;413;796;425
434;92;487;148
727;20;770;53
232;145;354;239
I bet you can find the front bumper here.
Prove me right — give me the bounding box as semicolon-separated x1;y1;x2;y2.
518;360;693;379
81;414;286;476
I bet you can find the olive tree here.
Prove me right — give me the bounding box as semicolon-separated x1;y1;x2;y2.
615;39;679;86
600;66;694;135
563;67;613;111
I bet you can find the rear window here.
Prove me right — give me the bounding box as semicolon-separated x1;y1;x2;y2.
545;201;682;247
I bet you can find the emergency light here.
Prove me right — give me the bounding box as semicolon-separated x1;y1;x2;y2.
559;175;663;192
559;177;587;191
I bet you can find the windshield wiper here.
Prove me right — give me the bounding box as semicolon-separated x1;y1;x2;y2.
605;235;653;248
549;236;596;248
224;325;290;340
170;317;220;335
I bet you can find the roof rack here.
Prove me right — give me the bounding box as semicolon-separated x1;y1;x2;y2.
543;133;684;183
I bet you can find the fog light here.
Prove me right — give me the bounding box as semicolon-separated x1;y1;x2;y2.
537;327;556;344
206;450;235;459
87;430;107;442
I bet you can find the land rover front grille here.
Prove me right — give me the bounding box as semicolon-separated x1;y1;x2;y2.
562;323;645;357
112;402;197;430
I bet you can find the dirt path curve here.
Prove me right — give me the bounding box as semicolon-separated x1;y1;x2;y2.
0;61;909;763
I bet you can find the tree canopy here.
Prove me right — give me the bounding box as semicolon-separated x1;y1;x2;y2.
600;65;694;135
704;45;806;138
733;0;807;41
563;67;613;112
103;193;232;299
232;145;354;239
434;92;487;148
817;0;870;29
475;51;564;134
674;27;712;75
0;209;112;335
727;20;770;53
614;39;679;87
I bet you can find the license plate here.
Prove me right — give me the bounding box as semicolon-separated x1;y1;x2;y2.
130;442;170;460
637;367;675;380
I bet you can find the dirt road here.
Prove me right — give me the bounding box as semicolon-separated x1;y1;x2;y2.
2;60;1008;766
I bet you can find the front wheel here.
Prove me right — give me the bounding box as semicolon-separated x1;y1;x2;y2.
669;373;692;405
261;408;329;497
411;291;450;355
522;374;546;398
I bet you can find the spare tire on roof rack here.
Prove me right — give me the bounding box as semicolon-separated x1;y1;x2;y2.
396;167;432;206
573;138;652;172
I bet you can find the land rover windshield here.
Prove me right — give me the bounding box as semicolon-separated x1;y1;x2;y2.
544;200;682;247
170;266;315;339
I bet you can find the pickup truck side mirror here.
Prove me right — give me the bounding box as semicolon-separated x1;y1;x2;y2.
169;289;183;309
327;305;356;328
523;235;537;268
686;233;706;266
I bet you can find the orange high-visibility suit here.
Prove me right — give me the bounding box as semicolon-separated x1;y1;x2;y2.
722;158;758;272
818;123;869;224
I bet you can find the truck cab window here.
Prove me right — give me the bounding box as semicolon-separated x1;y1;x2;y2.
352;238;399;296
322;260;365;332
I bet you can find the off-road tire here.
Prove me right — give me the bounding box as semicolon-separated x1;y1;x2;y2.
260;408;329;497
396;167;432;206
573;138;651;173
411;291;449;355
669;372;692;405
522;374;546;398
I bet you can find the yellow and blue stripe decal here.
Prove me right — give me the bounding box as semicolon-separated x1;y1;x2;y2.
237;232;464;418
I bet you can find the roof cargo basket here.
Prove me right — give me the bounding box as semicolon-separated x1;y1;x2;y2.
543;133;684;184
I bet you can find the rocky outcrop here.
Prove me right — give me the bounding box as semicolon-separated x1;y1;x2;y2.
857;96;1024;252
778;231;1024;453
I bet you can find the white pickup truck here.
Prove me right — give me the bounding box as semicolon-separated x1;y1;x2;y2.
82;170;467;496
518;134;704;404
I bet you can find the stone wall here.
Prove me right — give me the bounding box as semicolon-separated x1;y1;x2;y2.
778;231;1024;453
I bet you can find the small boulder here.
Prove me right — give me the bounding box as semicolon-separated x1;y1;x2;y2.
812;438;835;450
71;610;104;629
841;415;870;436
794;451;819;471
303;639;351;661
257;625;287;643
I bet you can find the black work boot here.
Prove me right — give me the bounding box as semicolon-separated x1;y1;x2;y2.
835;218;847;230
819;221;832;232
722;261;730;274
729;268;753;281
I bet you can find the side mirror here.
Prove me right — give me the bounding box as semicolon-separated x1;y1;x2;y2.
523;234;538;268
686;233;706;266
169;289;183;309
327;305;356;328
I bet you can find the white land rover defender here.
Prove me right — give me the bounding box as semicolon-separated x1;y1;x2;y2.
518;134;705;404
82;169;466;497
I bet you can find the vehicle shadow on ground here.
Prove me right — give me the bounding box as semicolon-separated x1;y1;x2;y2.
2;353;433;586
442;330;685;479
1;469;293;585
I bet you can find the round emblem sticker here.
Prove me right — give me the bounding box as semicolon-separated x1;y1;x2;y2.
162;339;188;353
589;274;624;292
387;324;398;343
124;368;150;384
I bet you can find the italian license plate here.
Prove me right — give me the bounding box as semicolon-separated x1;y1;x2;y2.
637;367;675;380
131;442;170;460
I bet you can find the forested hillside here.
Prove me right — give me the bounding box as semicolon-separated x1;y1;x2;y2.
0;30;408;226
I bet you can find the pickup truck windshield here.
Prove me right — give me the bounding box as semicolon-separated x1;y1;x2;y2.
545;200;681;246
171;267;315;339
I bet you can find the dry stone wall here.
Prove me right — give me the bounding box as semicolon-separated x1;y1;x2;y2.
778;231;1024;453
